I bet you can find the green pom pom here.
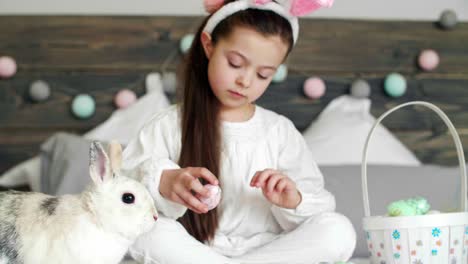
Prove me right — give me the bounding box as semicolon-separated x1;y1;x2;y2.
272;64;288;83
71;94;95;119
179;34;194;54
388;200;417;216
384;73;407;98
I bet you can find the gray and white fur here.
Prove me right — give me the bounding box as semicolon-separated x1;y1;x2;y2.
0;141;158;264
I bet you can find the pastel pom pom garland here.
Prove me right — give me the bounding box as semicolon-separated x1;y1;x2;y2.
29;80;51;102
418;49;440;71
439;9;458;30
384;73;406;98
350;79;371;98
114;89;137;109
180;34;195;54
272;64;288;83
196;184;222;210
303;77;326;99
71;94;95;119
0;56;17;79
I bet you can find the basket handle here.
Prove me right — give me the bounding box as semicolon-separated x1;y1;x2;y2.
361;101;467;217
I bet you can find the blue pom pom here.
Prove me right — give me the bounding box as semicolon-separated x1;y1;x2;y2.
180;34;195;54
71;94;95;119
384;73;407;98
272;64;287;83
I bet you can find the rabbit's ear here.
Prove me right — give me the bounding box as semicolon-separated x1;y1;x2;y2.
109;140;122;175
89;141;113;184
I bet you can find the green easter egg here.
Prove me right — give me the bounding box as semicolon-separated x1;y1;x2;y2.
272;64;288;83
180;34;195;54
388;200;417;216
71;94;95;119
407;197;430;215
384;73;407;98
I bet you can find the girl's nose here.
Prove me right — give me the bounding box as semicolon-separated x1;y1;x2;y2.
236;71;253;88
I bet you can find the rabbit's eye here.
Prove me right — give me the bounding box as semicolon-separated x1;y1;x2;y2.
122;193;135;204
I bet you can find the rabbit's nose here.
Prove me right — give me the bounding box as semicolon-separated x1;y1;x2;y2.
153;215;158;221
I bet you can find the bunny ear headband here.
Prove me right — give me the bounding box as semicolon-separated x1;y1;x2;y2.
203;0;334;44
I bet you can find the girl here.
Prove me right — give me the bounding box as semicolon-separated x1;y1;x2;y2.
122;0;356;263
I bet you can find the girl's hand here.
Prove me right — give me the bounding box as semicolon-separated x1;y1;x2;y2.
160;167;219;214
250;169;302;209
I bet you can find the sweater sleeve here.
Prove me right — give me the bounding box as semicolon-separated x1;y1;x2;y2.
270;118;336;231
121;108;187;219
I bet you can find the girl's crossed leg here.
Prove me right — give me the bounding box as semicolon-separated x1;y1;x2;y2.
129;213;355;264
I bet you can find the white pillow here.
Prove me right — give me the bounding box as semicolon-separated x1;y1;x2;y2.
84;73;170;145
302;95;421;166
0;73;171;191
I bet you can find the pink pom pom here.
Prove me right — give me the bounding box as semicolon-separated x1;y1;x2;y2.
418;49;440;71
303;77;326;99
114;89;137;109
196;184;222;210
204;0;225;14
0;56;17;79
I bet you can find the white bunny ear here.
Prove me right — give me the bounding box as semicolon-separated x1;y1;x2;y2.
89;141;113;185
108;140;122;175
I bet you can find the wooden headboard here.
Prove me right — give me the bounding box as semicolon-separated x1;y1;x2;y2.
1;16;468;175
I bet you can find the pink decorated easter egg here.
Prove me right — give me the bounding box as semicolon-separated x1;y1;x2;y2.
196;184;222;210
418;49;440;71
114;89;137;109
0;56;17;78
303;77;326;99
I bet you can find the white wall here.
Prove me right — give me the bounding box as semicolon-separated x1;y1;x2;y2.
0;0;467;21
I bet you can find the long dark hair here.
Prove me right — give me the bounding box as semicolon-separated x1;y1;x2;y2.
177;0;294;243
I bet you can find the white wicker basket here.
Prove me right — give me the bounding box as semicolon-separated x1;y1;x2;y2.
361;101;468;264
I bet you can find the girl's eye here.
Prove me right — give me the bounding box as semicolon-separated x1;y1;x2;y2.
228;61;241;68
122;193;135;204
257;74;268;80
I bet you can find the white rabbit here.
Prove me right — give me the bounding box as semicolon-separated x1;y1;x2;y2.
0;141;158;264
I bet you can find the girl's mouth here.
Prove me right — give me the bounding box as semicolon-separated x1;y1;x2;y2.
228;90;245;98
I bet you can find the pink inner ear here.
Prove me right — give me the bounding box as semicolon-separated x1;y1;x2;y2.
290;0;322;16
98;150;107;179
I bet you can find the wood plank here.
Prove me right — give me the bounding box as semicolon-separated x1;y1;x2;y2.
395;131;468;167
0;17;467;76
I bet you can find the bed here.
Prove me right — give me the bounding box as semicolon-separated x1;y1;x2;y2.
1;16;468;263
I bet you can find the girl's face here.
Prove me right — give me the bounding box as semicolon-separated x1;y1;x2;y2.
201;26;289;116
